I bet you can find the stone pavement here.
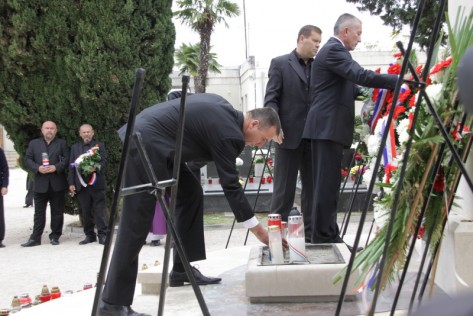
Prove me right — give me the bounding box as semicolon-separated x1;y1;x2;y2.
1;168;412;315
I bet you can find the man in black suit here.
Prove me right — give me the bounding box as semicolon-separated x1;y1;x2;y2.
68;124;108;245
264;25;322;235
0;147;9;248
99;93;282;316
303;14;398;245
22;120;69;247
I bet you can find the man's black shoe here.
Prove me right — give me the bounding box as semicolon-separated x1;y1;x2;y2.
0;242;5;248
170;266;221;287
332;237;363;253
50;238;60;246
98;300;150;316
79;236;97;245
345;243;364;253
23;204;32;208
21;239;41;247
98;236;106;245
150;240;161;247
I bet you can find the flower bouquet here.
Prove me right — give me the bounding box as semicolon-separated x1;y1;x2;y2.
71;145;101;186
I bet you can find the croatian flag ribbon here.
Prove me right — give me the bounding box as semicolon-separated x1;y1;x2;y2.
370;89;388;134
382;119;397;183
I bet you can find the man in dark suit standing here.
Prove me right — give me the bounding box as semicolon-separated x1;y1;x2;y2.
264;25;322;235
22;120;69;247
0;147;9;248
68;124;108;245
303;14;398;245
99;93;282;316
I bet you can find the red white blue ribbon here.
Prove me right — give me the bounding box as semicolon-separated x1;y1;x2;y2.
76;169;97;187
370;89;388;134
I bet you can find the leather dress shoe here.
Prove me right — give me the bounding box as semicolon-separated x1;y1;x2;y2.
98;236;106;245
170;266;221;287
0;242;5;248
345;243;364;253
333;237;363;253
79;236;97;245
98;301;150;316
150;240;161;247
23;204;33;208
21;239;41;247
50;238;60;245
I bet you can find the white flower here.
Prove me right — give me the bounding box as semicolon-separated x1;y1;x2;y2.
373;202;390;229
396;117;411;147
424;84;443;103
236;157;243;166
367;134;381;156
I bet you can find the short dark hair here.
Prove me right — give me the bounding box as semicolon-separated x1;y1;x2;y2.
247;107;281;136
334;13;361;35
297;25;322;42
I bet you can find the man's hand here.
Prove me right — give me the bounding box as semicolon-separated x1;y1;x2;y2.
249;224;289;251
39;165;57;174
249;224;269;246
273;129;284;144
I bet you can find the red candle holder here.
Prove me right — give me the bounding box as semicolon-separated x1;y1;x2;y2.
261;177;266;184
208;178;213;184
249;176;254;183
39;294;51;303
51;292;61;300
267;176;273;184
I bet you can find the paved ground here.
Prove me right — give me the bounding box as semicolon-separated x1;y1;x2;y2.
0;168;267;313
1;168;418;316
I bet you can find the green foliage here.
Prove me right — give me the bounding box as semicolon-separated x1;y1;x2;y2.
174;0;239;93
175;42;222;77
346;0;447;49
0;0;175;215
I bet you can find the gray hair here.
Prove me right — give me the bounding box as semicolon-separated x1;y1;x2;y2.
333;13;361;35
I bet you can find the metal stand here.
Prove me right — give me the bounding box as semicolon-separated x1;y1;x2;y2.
91;70;210;316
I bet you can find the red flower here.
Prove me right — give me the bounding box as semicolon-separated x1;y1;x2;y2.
432;167;445;192
393;52;403;60
430;57;453;75
393;106;407;120
375;68;381;74
388;63;402;75
354;152;363;161
417;226;425;239
341;168;349;178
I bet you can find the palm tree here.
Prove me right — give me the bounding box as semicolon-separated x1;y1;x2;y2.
175;42;222;86
174;0;240;93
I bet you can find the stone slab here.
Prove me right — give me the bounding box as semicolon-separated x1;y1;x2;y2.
245;243;359;303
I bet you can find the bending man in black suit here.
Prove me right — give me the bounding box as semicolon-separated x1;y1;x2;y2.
68;123;108;245
99;93;282;316
264;25;322;236
22;120;69;247
302;14;398;245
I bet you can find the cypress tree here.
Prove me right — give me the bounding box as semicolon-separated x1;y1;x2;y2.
0;0;175;214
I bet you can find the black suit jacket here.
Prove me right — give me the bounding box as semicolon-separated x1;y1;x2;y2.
0;148;8;188
303;37;399;147
68;140;107;191
118;93;254;222
264;50;312;149
24;137;69;193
